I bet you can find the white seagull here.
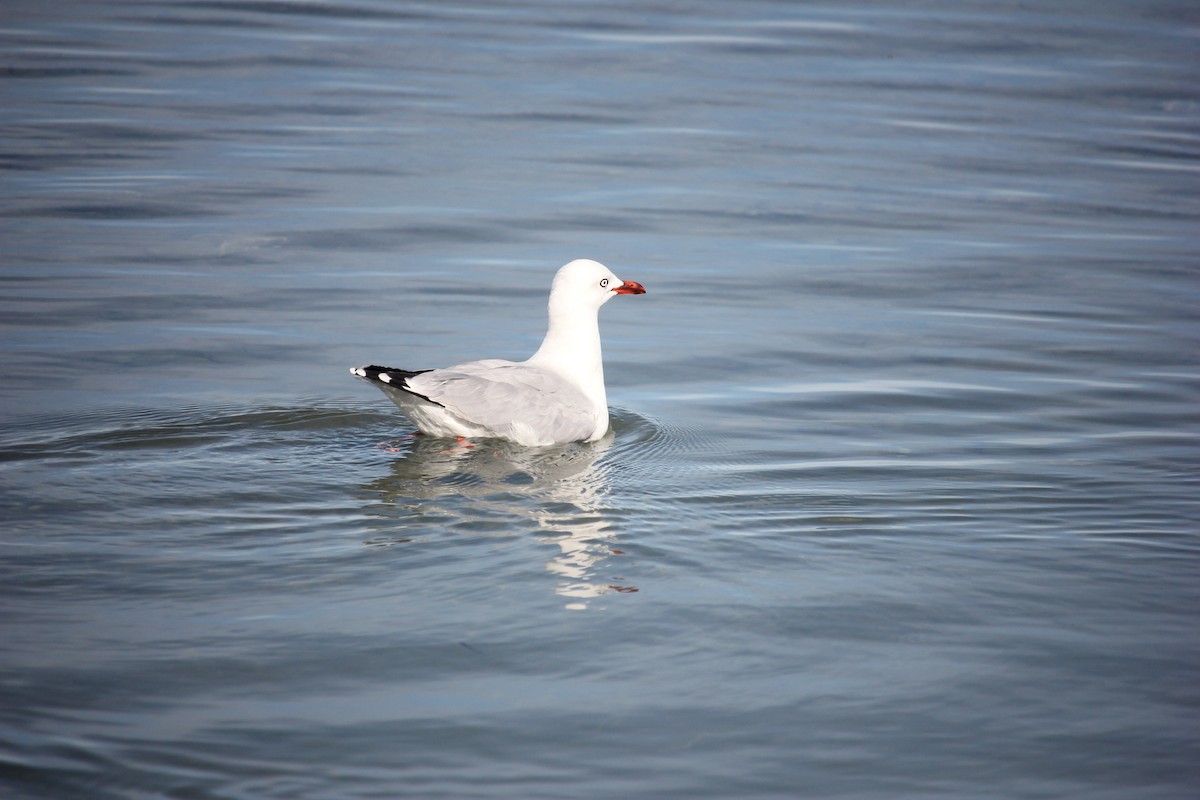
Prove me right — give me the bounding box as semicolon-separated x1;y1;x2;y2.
351;259;646;446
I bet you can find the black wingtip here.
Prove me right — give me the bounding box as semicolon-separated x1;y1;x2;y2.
350;365;431;381
350;366;444;407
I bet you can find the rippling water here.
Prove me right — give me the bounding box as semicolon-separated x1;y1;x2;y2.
2;1;1198;798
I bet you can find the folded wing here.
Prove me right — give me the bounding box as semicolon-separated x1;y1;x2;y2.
405;360;597;444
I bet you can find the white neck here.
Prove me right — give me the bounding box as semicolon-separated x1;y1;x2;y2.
527;298;607;410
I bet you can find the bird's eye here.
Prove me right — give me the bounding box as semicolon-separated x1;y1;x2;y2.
599;278;610;288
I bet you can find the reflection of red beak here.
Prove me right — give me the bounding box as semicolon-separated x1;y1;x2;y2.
614;280;646;295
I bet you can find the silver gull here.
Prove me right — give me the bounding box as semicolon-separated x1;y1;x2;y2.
351;259;646;446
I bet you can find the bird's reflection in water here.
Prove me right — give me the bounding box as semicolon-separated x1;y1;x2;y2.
361;432;635;607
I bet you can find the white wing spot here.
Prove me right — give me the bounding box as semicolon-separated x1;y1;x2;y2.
379;373;391;383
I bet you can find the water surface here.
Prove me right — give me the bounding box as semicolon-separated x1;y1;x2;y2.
2;2;1198;798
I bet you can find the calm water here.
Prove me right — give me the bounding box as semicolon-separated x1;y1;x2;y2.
2;1;1199;798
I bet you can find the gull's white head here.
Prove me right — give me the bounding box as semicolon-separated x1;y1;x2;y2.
549;259;646;311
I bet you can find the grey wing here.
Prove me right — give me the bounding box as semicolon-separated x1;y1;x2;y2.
406;361;597;443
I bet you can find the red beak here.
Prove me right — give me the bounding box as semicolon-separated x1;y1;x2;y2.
613;280;646;295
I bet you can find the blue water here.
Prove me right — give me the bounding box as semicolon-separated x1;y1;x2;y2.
2;2;1198;798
